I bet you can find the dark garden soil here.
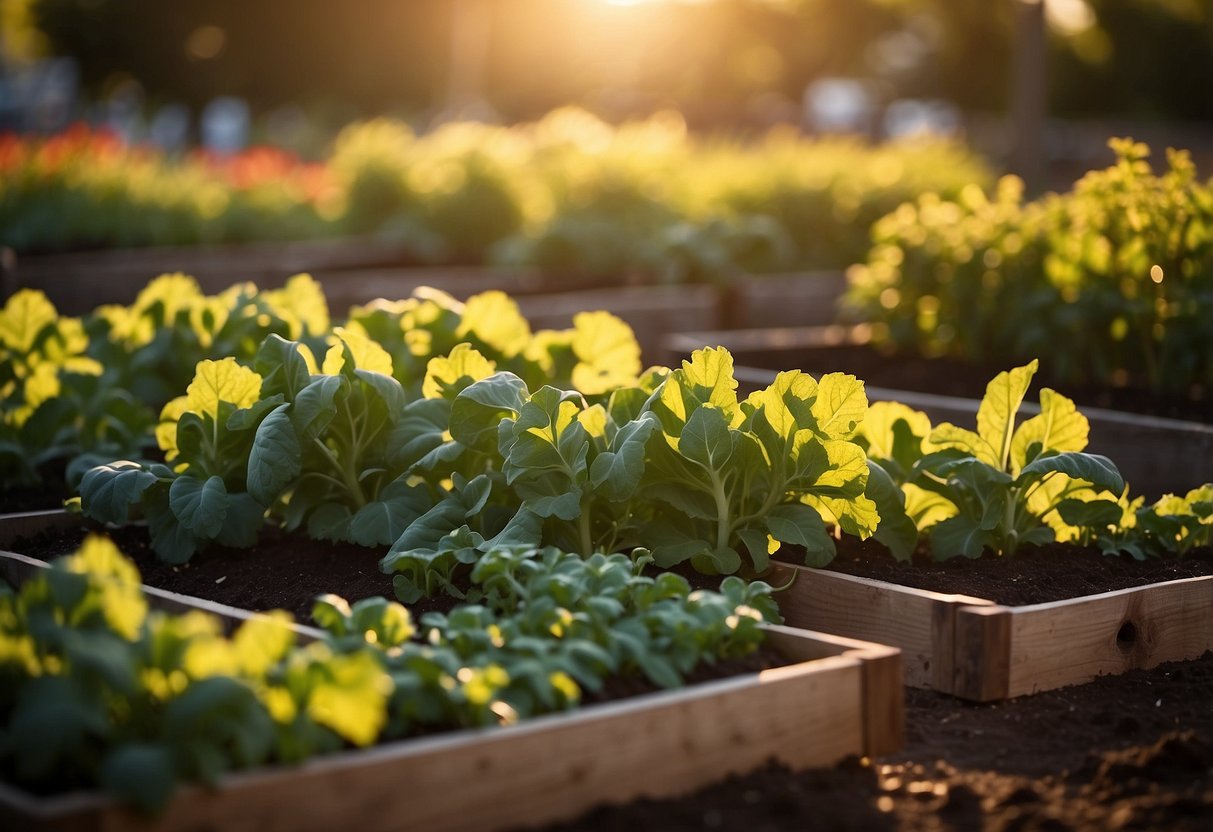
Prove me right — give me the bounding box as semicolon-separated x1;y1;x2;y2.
9;520;1213;829
817;535;1213;606
539;652;1213;832
730;341;1211;423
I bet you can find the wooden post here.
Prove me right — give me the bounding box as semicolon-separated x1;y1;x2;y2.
1010;0;1047;193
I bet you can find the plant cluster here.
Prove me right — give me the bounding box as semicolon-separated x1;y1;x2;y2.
0;536;776;811
0;126;336;253
78;332;881;586
855;360;1213;561
2;111;989;281
847;138;1213;394
0;274;328;490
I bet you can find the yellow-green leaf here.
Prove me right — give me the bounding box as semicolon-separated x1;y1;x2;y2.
185;358;263;420
569;311;641;395
0;289;57;353
858;401;932;461
267;273;331;338
323;325;394;376
810;373;868;440
456;291;532;357
422;343;496;400
232;611;296;676
1010;387;1089;474
746;370;817;440
976;360;1038;470
303;647;389;747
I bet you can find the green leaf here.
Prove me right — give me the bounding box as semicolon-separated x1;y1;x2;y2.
100;744;178;813
308;503;353;542
255;334;314;400
354;368;406;415
929;514;993;560
589;412;658;502
866;462;919;561
1018;452;1124;495
247;403;301;505
291;375;344;441
1056;498;1125;528
679;406;735;471
736;527;773;573
810;373;868;441
211;493;266;549
449;373;528;451
79;462;160;525
764;503;835;567
168;476;229;539
1010;388;1090;472
348;481;432;547
975;360;1038;470
927;423;998;467
144;484;200;564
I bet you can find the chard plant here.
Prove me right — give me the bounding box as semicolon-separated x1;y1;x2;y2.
859;360;1126;559
78;357;278;562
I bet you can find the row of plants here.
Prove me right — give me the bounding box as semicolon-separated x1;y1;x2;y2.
5;270;1206;576
76;331;1210;597
0;534;778;811
846;138;1213;395
0;126;334;251
0;274;640;492
2;109;990;280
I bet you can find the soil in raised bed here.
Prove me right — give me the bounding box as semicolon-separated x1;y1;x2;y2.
12;521;1213;828
536;651;1213;832
730;341;1211;423
806;535;1213;606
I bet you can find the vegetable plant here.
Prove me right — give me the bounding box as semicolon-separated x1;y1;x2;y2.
1;535;777;812
858;360;1127;559
848;139;1213;394
382;345;879;601
0;536;390;812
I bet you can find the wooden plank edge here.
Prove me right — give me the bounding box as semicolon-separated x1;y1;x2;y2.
952;605;1015;701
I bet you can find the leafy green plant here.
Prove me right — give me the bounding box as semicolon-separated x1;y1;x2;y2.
0;289;150;489
848;139;1213;394
859;360;1126;559
0;536;389;812
382;345;879;601
1065;484;1213;560
1;536;777;811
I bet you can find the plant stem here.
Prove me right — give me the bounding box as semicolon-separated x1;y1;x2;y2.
578;504;593;557
710;471;731;551
312;438;367;508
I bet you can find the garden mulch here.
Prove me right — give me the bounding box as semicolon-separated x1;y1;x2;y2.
10;522;1213;830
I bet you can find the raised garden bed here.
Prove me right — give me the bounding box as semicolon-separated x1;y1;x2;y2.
663;325;1213;497
3;238;421;315
767;538;1213;702
0;510;903;832
722;270;847;330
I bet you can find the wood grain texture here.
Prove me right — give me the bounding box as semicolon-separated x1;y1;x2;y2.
999;576;1213;699
771;562;992;689
952;605;1013;701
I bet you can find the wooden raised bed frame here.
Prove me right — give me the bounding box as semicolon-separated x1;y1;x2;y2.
769;561;1213;703
0;511;902;832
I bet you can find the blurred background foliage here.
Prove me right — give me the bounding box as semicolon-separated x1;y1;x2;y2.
5;0;1212;129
